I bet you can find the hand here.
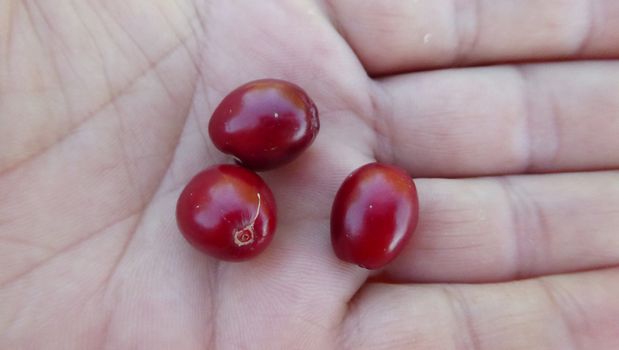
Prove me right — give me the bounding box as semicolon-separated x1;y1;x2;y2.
1;1;618;348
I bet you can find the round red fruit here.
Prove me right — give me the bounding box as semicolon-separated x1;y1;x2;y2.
176;164;277;261
330;163;419;269
208;79;319;171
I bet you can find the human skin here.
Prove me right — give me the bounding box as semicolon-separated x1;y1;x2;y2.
1;1;619;349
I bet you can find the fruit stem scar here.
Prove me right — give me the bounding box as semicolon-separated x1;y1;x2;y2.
233;193;261;246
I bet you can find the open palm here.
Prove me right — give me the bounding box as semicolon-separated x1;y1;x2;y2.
2;1;619;349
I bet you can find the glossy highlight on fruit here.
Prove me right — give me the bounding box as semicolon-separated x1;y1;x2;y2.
208;79;319;171
330;163;419;269
176;164;277;261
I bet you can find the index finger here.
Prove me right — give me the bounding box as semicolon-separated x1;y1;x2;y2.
326;0;619;74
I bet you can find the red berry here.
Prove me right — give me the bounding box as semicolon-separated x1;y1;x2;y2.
176;165;277;261
330;163;419;269
208;79;319;171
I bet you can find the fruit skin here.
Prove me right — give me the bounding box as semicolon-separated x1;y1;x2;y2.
176;164;277;261
330;163;419;269
208;79;319;171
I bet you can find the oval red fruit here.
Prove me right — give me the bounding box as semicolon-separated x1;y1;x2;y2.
330;163;419;269
208;79;319;171
176;165;277;261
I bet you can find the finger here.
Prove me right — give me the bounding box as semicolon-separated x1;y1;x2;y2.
326;0;619;74
339;268;619;350
381;171;619;283
371;61;619;177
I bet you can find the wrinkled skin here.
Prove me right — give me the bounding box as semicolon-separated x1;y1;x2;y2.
2;1;619;349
